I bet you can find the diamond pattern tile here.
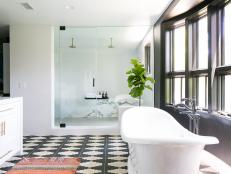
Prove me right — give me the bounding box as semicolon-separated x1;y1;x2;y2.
0;135;218;174
0;135;128;174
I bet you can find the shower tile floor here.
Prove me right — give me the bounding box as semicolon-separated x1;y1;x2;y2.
0;135;219;174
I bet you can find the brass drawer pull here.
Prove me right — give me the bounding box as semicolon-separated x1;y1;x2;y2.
0;122;6;136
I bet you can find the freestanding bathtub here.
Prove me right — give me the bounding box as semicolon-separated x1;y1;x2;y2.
121;107;219;174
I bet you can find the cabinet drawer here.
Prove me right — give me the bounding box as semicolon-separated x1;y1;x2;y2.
0;140;14;159
0;105;18;145
0;98;23;166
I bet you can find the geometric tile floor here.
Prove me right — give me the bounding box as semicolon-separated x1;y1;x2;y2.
0;135;219;174
0;135;128;174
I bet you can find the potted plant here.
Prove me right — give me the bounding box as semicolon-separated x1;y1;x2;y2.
126;58;155;106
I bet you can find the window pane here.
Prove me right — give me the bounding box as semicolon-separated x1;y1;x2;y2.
173;78;185;104
225;75;231;113
173;26;185;71
165;31;171;72
224;3;231;65
174;78;181;104
198;76;208;108
182;78;185;99
165;78;171;103
198;17;208;69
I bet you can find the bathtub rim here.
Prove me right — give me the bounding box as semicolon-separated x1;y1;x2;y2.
120;106;219;145
121;132;219;145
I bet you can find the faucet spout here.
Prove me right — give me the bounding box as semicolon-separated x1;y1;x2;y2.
181;98;196;114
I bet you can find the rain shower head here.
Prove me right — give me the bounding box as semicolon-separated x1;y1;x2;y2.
69;37;76;48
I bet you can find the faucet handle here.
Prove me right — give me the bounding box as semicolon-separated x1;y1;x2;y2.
181;98;190;102
181;97;196;103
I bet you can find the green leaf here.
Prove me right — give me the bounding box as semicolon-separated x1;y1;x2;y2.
127;57;156;99
129;87;143;98
126;70;132;74
130;58;139;65
146;76;156;83
145;85;153;91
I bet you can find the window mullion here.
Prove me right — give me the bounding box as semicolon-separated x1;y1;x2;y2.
196;77;199;106
221;75;225;110
205;76;208;108
172;30;175;72
220;8;225;66
217;76;221;110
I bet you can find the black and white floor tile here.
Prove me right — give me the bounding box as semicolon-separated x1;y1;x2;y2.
0;135;128;174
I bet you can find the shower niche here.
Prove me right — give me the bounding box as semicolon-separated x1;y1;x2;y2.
54;26;150;127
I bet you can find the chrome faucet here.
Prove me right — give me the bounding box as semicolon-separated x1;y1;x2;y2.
181;98;197;114
175;97;200;134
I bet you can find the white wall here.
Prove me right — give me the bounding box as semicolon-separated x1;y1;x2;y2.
10;25;54;135
138;28;155;106
97;49;134;97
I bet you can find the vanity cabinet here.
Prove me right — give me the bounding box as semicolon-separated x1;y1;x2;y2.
0;98;23;165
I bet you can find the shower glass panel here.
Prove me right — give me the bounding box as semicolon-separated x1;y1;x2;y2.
54;26;150;127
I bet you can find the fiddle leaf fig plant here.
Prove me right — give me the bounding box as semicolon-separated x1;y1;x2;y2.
126;58;155;106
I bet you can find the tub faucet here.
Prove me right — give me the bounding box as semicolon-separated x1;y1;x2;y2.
175;98;200;134
181;98;196;114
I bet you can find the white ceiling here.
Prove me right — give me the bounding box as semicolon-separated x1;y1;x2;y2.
0;0;172;26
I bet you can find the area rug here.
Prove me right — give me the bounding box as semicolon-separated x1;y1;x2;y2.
6;157;80;174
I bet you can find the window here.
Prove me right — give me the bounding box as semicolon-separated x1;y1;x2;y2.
173;26;185;71
173;77;185;104
224;75;231;113
189;15;208;108
165;25;186;104
145;44;151;74
224;3;231;65
163;0;231;115
164;14;209;109
165;78;172;104
191;76;208;108
198;16;208;69
216;1;231;114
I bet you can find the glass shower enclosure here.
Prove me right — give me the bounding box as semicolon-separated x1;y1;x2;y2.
54;26;150;127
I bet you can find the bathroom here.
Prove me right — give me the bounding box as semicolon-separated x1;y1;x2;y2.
0;0;231;173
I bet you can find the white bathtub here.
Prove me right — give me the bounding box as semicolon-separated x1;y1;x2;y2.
121;107;219;174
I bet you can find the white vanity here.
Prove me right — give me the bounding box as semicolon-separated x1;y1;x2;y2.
0;97;23;165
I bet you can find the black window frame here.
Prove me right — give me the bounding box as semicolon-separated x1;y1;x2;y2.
164;11;209;108
164;22;186;105
188;12;209;109
214;1;231;114
162;0;231;115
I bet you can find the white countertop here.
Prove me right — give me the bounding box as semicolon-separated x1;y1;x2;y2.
0;97;23;104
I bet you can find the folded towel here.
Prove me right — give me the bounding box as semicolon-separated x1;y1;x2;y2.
114;94;141;105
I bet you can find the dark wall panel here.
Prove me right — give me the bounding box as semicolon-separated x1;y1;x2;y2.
165;106;231;165
153;24;162;108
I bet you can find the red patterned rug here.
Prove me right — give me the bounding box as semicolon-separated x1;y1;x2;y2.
6;157;80;174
